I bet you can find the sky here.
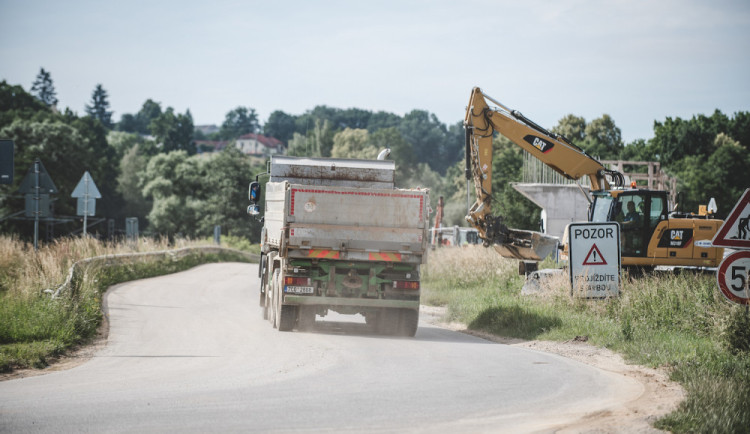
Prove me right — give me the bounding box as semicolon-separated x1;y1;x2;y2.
1;0;749;144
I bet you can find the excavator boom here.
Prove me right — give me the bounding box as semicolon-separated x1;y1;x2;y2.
464;87;623;261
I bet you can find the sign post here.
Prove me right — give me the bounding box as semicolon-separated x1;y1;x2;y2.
18;160;58;250
71;171;102;237
126;217;139;245
568;222;621;298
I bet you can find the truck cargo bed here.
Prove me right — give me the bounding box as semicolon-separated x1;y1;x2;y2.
264;181;428;264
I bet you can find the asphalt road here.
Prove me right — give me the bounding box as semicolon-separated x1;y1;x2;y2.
0;263;641;433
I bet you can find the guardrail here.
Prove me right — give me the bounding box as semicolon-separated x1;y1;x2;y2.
46;246;259;299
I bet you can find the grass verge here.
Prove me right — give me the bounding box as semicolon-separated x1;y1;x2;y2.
422;246;750;433
0;236;254;373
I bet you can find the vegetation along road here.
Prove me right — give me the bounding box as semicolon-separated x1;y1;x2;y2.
0;262;657;433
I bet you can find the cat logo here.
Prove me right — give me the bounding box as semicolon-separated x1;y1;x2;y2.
658;228;693;249
523;135;554;154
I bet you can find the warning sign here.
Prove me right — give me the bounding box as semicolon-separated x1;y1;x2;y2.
568;222;621;298
712;188;750;249
583;244;608;266
716;251;750;305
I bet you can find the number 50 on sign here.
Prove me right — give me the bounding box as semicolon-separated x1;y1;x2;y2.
717;251;750;306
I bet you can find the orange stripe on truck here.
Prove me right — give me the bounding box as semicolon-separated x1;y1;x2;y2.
307;249;340;259
368;252;402;261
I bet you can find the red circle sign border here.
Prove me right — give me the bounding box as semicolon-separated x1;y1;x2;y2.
717;251;750;305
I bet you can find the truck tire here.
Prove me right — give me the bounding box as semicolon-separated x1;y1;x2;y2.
260;264;268;319
262;253;278;320
259;255;267;307
398;309;419;337
376;308;400;335
270;268;280;328
261;281;269;320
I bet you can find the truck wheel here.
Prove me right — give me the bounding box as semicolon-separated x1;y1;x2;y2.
262;253;277;320
261;282;269;320
376;308;400;335
270;268;280;328
262;292;269;320
260;265;268;318
262;296;269;320
398;309;419;337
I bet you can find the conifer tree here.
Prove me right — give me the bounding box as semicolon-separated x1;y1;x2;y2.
30;67;58;106
85;84;113;128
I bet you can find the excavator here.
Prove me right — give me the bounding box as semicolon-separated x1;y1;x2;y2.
464;87;725;269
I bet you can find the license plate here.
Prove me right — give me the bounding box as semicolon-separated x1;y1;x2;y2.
285;286;314;294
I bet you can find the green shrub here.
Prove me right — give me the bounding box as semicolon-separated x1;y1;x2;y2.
722;307;750;355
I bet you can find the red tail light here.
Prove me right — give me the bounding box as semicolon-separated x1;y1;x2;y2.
285;276;311;286
393;280;420;290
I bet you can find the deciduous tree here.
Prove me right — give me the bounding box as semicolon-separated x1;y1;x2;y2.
219;106;259;139
149;108;195;154
331;128;378;160
264;110;296;143
551;114;586;143
581;114;623;159
117;99;163;134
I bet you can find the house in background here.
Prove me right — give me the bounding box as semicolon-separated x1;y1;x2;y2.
235;133;285;156
194;133;285;156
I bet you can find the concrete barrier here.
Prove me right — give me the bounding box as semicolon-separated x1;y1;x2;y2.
46;246;259;299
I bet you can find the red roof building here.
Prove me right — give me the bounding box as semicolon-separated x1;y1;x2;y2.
235;133;285;156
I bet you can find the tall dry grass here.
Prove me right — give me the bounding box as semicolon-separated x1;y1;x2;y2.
0;235;201;298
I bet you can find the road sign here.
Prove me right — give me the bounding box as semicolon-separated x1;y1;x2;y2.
716;251;750;305
18;160;58;194
77;197;96;216
72;171;102;236
0;140;13;185
568;222;621;298
712;188;750;249
24;194;51;217
71;171;102;199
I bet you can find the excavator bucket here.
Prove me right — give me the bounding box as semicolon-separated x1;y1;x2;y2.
491;229;559;262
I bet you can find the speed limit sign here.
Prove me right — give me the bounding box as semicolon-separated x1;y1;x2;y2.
717;251;750;305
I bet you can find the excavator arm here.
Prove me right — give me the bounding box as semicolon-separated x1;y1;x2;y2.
464;87;624;260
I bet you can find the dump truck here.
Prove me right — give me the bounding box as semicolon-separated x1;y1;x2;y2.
247;156;430;336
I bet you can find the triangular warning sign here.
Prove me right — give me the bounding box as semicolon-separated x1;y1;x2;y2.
71;171;102;199
583;244;608;266
17;160;58;194
712;188;750;249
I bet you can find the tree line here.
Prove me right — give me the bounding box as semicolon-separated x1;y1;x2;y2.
0;69;261;241
1;67;748;243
